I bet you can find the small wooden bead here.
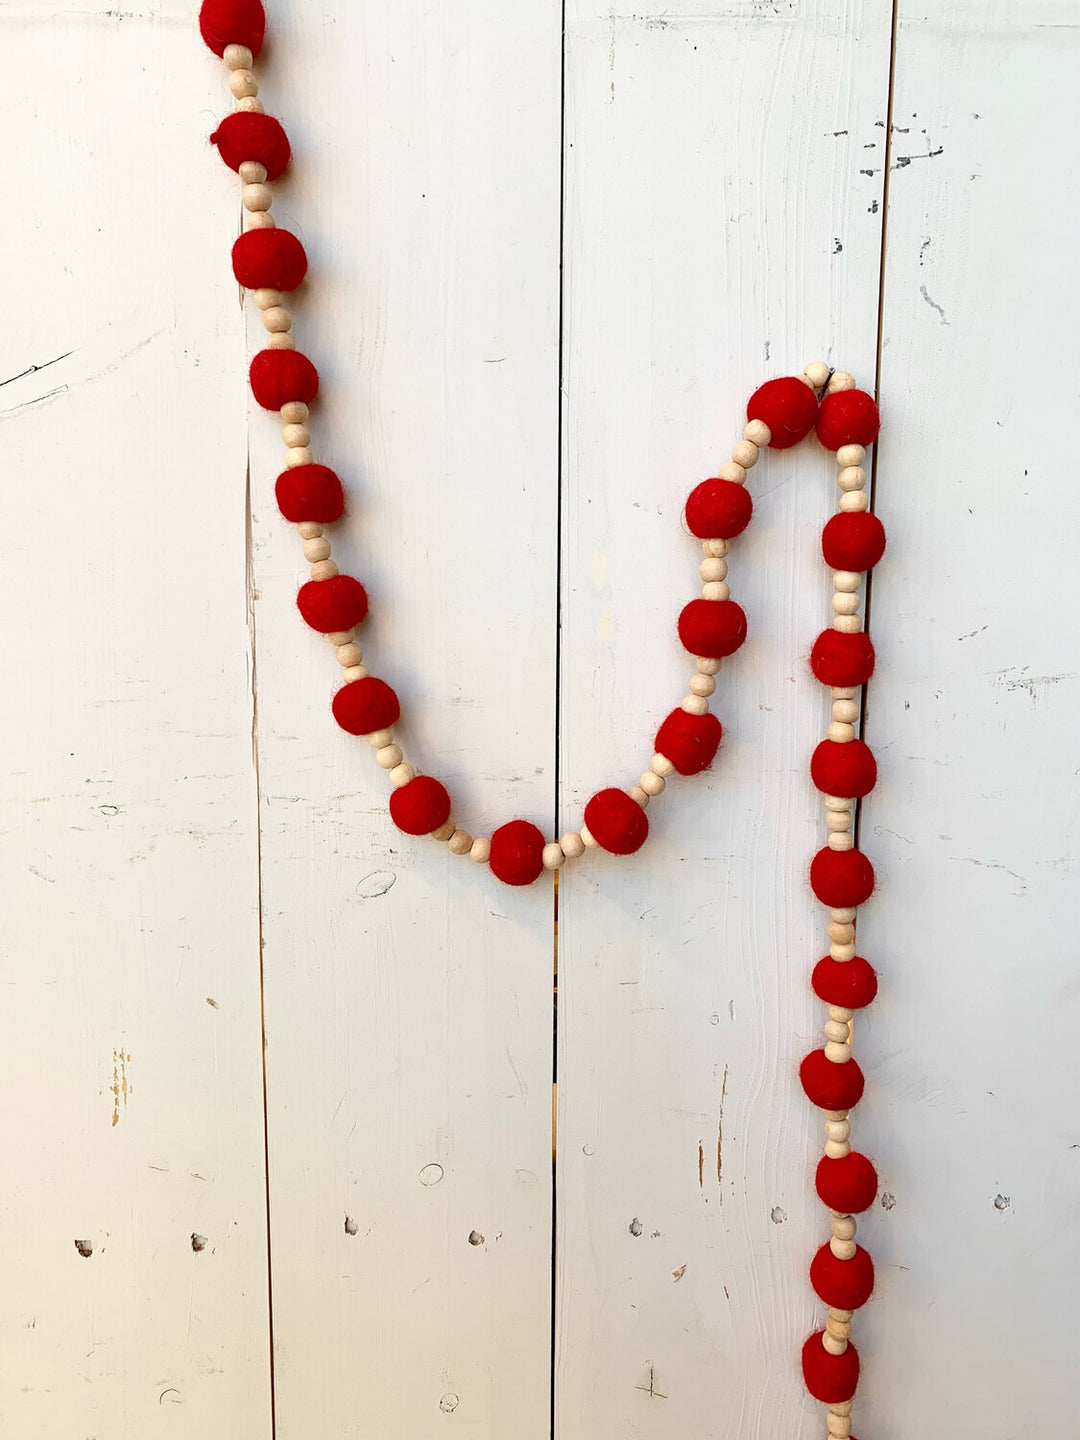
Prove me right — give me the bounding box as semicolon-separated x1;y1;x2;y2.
580;825;598;848
828;1005;854;1023
650;753;676;778
326;629;354;645
681;695;709;716
239;160;268;184
303;536;331;562
375;744;403;769
826;810;852;834
228;68;259;98
830;1211;856;1237
297;521;323;540
281;401;310;425
267;332;295;350
830;1236;858;1261
255;289;284;311
824;1019;851;1044
731;439;759;468
824;1109;850;1123
823;794;851;811
696;656;722;675
627;785;650;808
640;771;665;796
336;642;363;667
824;1040;853;1064
223;43;255;69
242;183;273;212
282;423;311;448
804;360;831;389
309;559;338;581
821;1332;849;1357
542;841;565;870
716;461;746;485
833;571;861;593
689;672;716;698
342;665;367;683
830;1400;854;1418
701;581;730;601
560;831;586;859
245;209;274;229
262;305;293;333
832;699;859;724
702;538;729;558
744;418;771;447
827;371;856;394
830;686;857;700
828;833;854;853
431;820;456;842
833;615;864;634
825;1120;852;1145
830;907;857;924
839;491;870;513
700;557;728;583
448;829;474;856
235;96;265;113
827;722;857;743
827;1414;853;1438
389;763;415;788
830;942;857;962
470;837;491;864
827;921;856;943
285;447;314;468
837;444;866;468
825;1139;852;1160
825;1314;852;1342
367;728;395;748
838;466;866;492
832;591;860;617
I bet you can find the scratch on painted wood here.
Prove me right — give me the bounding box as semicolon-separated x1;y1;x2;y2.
110;1049;131;1127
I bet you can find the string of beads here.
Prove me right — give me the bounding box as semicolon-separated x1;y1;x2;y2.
199;2;885;1428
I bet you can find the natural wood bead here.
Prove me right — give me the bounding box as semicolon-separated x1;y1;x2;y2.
744;418;771;447
326;628;354;645
825;1119;851;1145
825;1314;852;1343
716;461;746;485
824;1040;852;1064
431;820;456;842
239;160;268;184
830;1399;854;1418
830;942;857;961
542;841;565;870
285;446;314;468
837;466;866;492
830;1236;858;1261
839;491;870;513
342;665;367;683
832;699;859;724
650;753;676;778
833;570;861;593
251;291;280;314
470;837;491;864
696;656;722;675
827;1414;853;1438
731;439;759;468
702;537;729;558
389;763;415;788
246;210;274;229
580;825;598;848
824;1109;850;1123
830;686;857;700
228;68;259;98
833;614;863;633
828;1004;854;1023
560;831;585;859
828;833;854;852
235;96;264;113
689;672;716;698
281;401;310;425
336;641;363;667
823;794;851;811
830;907;857;924
627;785;650;808
375;744;403;769
640;770;665;796
832;591;860;616
448;829;474;856
367;728;395;748
700;557;728;582
826;810;852;834
827;722;857;742
303;536;331;562
804;360;831;389
223;43;255;69
827;370;856;394
309;559;338;581
701;581;730;601
825;1139;852;1160
297;520;323;540
682;695;709;716
830;1212;856;1237
262;305;292;333
821;1331;849;1356
824;1019;851;1043
827;921;856;943
282;423;311;449
242;182;273;212
837;444;866;468
267;332;296;350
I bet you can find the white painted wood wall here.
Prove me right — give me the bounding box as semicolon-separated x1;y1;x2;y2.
3;1;1078;1436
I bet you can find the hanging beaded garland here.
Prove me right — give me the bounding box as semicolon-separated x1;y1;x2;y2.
197;1;884;1430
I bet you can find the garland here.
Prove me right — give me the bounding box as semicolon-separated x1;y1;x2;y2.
197;1;884;1430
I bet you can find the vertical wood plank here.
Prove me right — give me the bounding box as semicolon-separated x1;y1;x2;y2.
555;4;893;1435
858;3;1080;1434
244;4;562;1436
0;9;271;1438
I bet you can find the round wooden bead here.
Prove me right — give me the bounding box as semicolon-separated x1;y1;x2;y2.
542;842;565;870
682;695;709;716
825;1040;852;1063
326;629;354;645
470;837;491;863
342;665;367;683
336;642;363;667
297;521;323;540
829;1004;854;1022
838;466;866;492
431;820;456;842
223;43;255;69
267;332;295;350
804;360;831;389
282;424;311;449
831;907;857;923
826;811;852;833
228;68;259;98
716;461;746;484
246;210;274;228
833;571;860;593
825;1139;852;1159
824;1020;850;1043
696;657;722;675
839;491;870;513
830;1213;856;1237
702;538;729;558
825;1121;852;1147
837;444;866;468
303;536;331;562
640;771;665;796
367;728;394;748
827;722;857;742
448;829;473;855
262;305;292;332
828;834;854;853
830;1237;858;1261
309;559;338;581
689;673;716;698
254;289;282;310
285;447;314;468
700;558;728;582
701;581;730;601
389;763;415;787
560;831;586;859
242;182;273;211
824;794;850;811
731;439;759;468
832;593;860;616
827;921;856;943
833;615;863;634
827;371;856;394
235;97;265;114
376;744;403;769
821;1332;849;1357
827;1414;852;1438
281;400;309;424
627;785;650;808
650;753;676;778
831;942;857;961
580;825;598;848
238;160;267;184
744;418;771;447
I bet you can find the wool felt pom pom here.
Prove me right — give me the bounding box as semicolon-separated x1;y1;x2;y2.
296;574;368;633
199;0;265;57
746;376;819;449
250;348;319;410
810;1243;875;1310
489;820;546;886
232;228;308;291
810;630;876;688
275;464;345;524
389;776;452;836
655;709;722;775
821;512;886;572
684;478;753;539
331;677;400;736
678;598;747;659
810;847;875;907
816;1152;879;1213
801;1333;860;1404
812;955;878;1010
800;1049;866;1110
584;788;649;855
811;739;877;798
210;112;291;181
817;388;881;451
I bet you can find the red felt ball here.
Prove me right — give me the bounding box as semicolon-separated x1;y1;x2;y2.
296;575;368;633
800;1049;866;1110
810;739;877;799
746;376;819;450
654;709;722;776
275;464;345;524
801;1333;860;1404
199;0;266;57
810;630;875;687
584;788;649;855
250;349;319;410
821;512;886;572
489;820;546;886
817;388;880;451
684;479;753;539
231;228;308;292
678;599;747;659
331;677;400;737
810;1243;875;1310
389;776;452;836
816;1152;879;1213
812;956;878;1010
810;847;875;907
210;111;291;181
